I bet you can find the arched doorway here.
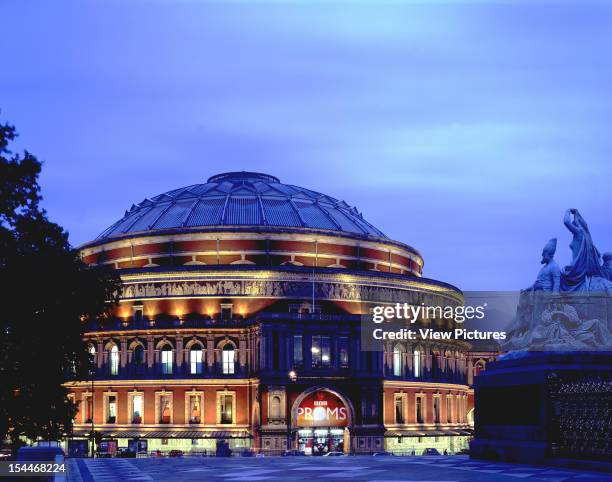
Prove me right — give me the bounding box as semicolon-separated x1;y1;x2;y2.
291;387;353;455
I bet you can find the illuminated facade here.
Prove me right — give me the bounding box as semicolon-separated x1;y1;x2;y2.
66;171;474;456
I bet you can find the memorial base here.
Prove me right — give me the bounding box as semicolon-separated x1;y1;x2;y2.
470;352;611;465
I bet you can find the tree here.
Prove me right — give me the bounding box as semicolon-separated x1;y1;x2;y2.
0;119;120;450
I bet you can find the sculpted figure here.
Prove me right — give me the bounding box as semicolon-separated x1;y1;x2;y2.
560;208;608;291
523;238;561;293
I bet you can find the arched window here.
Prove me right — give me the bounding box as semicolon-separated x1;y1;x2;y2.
133;345;145;365
270;395;281;419
393;345;404;377
161;345;173;375
222;345;235;374
190;346;203;375
431;351;440;378
109;345;119;376
88;344;96;367
413;349;422;378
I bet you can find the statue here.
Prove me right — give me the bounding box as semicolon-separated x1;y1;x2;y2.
504;303;612;352
560;208;612;292
502;209;612;353
523;238;561;294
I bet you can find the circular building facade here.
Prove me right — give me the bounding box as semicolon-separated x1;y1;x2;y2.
66;171;473;456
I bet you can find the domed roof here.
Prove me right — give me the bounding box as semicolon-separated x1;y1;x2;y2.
96;172;386;240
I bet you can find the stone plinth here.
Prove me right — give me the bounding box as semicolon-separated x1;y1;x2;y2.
470;352;611;464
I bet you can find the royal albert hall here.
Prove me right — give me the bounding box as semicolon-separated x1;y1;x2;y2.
66;171;475;456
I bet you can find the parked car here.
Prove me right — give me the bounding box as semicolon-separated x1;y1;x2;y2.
323;451;344;456
423;448;441;455
372;451;393;456
281;449;306;456
169;450;184;457
0;448;12;460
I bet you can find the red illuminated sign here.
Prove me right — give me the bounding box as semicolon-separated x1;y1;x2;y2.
296;391;348;427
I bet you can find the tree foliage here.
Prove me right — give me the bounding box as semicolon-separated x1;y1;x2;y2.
0;120;120;448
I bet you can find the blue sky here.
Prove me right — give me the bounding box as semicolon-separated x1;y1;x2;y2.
2;0;611;290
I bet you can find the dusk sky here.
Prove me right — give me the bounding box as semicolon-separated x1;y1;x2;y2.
2;0;611;291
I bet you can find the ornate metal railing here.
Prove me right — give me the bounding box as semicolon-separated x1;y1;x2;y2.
548;371;612;460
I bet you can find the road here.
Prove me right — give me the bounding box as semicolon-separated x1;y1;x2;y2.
65;455;611;482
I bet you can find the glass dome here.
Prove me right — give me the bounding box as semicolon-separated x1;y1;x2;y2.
97;172;386;240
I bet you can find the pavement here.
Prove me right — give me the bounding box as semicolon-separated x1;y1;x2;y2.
65;455;612;482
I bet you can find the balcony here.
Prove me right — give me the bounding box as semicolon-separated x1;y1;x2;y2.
83;315;256;333
89;361;251;380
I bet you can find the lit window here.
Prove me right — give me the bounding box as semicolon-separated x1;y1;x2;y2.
321;336;331;367
190;348;203;375
219;393;234;424
188;395;201;424
311;336;321;367
393;345;403;377
416;396;424;424
413;349;422;378
222;345;235;374
109;345;119;376
84;394;93;423
88;345;96;366
311;336;329;368
132;395;143;424
293;335;303;367
161;346;173;375
339;337;349;368
106;395;116;424
159;394;171;424
394;394;405;424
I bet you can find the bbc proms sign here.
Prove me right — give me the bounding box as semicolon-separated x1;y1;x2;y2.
296;391;349;427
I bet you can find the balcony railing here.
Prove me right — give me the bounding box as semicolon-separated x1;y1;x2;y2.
84;316;256;332
88;362;251;380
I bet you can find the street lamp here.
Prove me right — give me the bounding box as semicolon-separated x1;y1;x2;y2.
288;370;297;382
89;348;96;458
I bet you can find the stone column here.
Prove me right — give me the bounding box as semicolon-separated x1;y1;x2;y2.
467;359;474;386
97;340;103;368
176;336;183;368
147;337;154;368
120;338;128;368
239;337;247;367
206;337;215;368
